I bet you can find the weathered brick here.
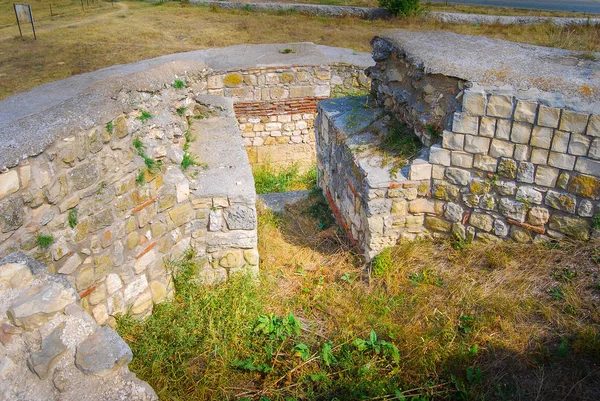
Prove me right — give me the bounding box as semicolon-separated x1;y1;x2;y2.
445;167;471;186
559;110;589;134
545;190;577;213
452;113;479;135
530;126;553;149
568;133;591;156
487;95;513;118
587;114;600;137
425;216;452;232
537;105;560;128
551;130;570;152
530;148;548;164
469;212;493;232
588;138;600;159
514;101;538;123
548;152;576;170
473;155;497;172
450;151;473;168
462;90;487;115
464;135;490;154
535;166;559;187
511;122;532;144
549;215;590;240
409;163;432;181
514;145;529;161
517;162;535;184
0;170;19;200
489;139;514;158
569;174;600;199
479;117;496;137
429;145;451;166
442;131;464;151
495;119;512;140
575;157;600;177
516;186;542;204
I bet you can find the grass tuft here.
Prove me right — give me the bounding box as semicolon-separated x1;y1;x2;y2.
36;234;55;249
253;163;317;194
67;208;78;228
172;79;185;89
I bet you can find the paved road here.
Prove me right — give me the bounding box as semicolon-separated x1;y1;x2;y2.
429;0;600;14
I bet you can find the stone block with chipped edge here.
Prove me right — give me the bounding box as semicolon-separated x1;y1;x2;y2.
450;151;473;168
530;148;549;165
442;131;464;151
464;135;490;155
452;113;479;135
462;90;486;116
486;95;513;118
489;139;514;158
575;157;600;177
560;110;589;134
429;145;451;166
514;145;529;162
479;117;496;137
514;100;537;123
535;165;559;187
568;133;591;156
537;105;561;128
588;115;600;137
530;126;553;149
551;130;570;153
511;122;532;144
473;155;497;172
548;152;576;170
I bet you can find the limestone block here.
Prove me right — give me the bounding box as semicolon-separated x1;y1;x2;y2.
516;186;542;204
495;119;512;140
452;113;479;135
425;216;452;233
545;190;577;214
224;205;257;230
511;122;532;144
0;262;32;289
479;194;497;211
150;280;167;303
18;165;31;189
408;199;442;215
7;282;77;330
429;145;451;166
517;162;535;184
68;163;99;191
405;215;424;230
123;275;148;304
450;151;473;168
548;152;575;171
168;203;194;228
514;145;529;162
473;155;497;172
494;220;509;237
432;181;460;202
551;130;570;152
479;117;496;137
209;209;223;231
537;105;560;128
486;95;513;118
568;133;591;156
535;166;559;187
514;101;538;123
527;207;550;226
499;198;526;222
290;86;315;98
548;215;590;240
495;180;516;196
557;172;570;190
442;131;464;151
464;135;490;155
587;115;600;137
106;273;122;295
75;326;133;376
58;253;83;275
578;199;594;217
469;212;493;232
444;202;463;223
0;170;19;200
560;110;589;134
530;148;548;165
92;304;109;325
575;157;600;177
445;167;470;186
568;174;600;199
530;126;553;149
27;323;67;379
589;138;600;159
432;164;445;179
134;249;156;274
463;90;487;115
489;139;514;158
409;162;432;181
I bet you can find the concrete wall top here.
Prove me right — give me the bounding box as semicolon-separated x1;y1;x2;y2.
0;43;373;170
373;30;600;115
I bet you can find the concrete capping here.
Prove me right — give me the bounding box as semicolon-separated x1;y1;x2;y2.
0;43;373;170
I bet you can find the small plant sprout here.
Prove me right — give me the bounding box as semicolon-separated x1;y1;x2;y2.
136;169;146;185
36;234;54;249
137;110;153;122
68;208;78;228
105;121;114;134
181;153;199;170
172;79;185;89
176;106;186;116
133;137;144;154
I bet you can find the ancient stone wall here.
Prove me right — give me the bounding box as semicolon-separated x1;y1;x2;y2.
0;92;259;327
317;31;600;260
204;64;370;170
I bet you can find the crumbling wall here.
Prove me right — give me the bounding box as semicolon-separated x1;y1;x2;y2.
317;31;600;260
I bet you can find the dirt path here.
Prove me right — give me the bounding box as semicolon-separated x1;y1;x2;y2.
0;2;128;41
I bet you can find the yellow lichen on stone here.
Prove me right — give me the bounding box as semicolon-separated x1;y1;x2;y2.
223;73;243;88
280;72;295;84
469;181;489;195
569;174;600;199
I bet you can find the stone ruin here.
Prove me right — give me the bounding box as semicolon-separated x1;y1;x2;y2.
0;31;599;398
317;30;600;260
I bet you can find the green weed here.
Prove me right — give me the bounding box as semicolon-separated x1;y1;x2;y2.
172;79;185;89
105;121;114;135
371;247;393;277
67;208;78;228
253;163;316;194
137;110;153;122
176;106;186;116
181;152;199;170
36;234;54;249
136;169;145;185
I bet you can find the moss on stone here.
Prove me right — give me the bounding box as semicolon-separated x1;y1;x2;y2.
569;174;600;199
497;159;517;179
469;181;489;195
280;72;295;84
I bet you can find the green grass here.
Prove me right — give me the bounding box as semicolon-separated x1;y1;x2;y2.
67;208;78;228
380;119;423;178
172;79;185;89
181;152;199;170
253;163;317;194
118;197;600;401
136;169;145;185
36;234;55;249
137;110;153;122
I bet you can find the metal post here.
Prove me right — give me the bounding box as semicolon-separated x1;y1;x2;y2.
14;4;23;38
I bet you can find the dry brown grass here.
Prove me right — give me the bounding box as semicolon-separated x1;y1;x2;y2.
0;1;599;100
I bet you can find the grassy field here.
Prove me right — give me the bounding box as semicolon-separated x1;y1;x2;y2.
0;1;599;100
118;192;600;400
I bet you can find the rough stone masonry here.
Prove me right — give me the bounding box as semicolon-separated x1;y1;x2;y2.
317;30;600;260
